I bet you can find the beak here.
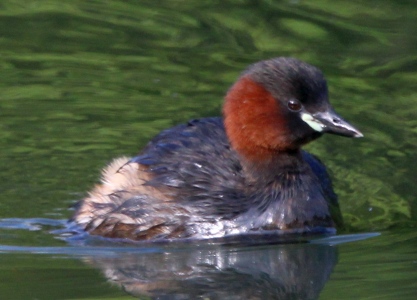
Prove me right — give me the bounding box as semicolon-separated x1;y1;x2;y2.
301;110;363;138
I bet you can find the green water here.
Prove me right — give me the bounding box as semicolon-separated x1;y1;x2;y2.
0;0;416;299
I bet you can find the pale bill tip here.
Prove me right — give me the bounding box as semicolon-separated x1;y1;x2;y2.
353;131;364;138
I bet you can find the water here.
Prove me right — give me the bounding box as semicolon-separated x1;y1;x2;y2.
1;0;416;299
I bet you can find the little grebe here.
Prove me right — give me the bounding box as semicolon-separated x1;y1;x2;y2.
71;57;362;241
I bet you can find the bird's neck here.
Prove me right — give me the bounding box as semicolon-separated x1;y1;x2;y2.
240;149;307;184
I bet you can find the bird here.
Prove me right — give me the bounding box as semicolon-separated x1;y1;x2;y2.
71;57;363;241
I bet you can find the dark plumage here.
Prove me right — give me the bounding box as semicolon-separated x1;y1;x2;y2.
71;57;362;241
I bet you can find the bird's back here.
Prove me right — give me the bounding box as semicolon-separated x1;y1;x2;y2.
72;117;341;240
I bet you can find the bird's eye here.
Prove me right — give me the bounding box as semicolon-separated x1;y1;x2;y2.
287;99;302;112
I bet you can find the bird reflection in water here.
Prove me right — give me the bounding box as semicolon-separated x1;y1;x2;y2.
81;239;337;299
